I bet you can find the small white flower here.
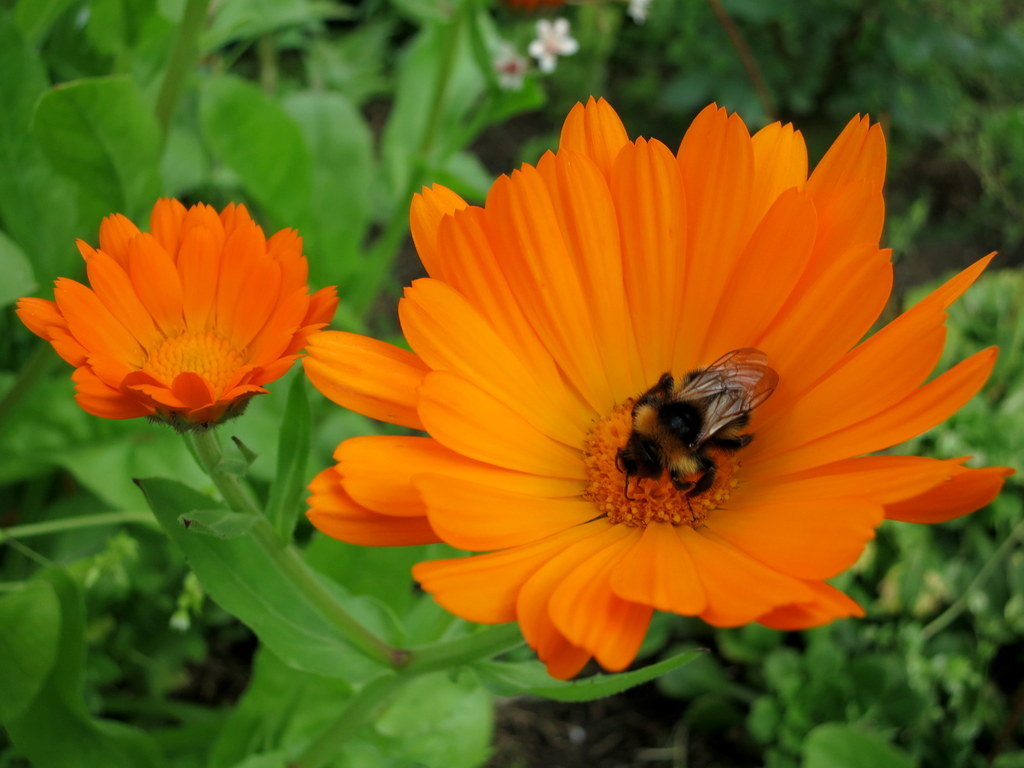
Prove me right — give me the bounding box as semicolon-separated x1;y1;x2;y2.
493;42;529;91
628;0;653;23
528;18;579;74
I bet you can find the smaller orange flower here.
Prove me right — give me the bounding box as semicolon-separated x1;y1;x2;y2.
17;199;337;427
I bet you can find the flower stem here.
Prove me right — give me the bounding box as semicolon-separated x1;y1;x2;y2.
187;429;263;516
920;516;1024;641
0;511;156;543
293;673;406;768
401;623;524;674
155;0;211;138
184;429;403;668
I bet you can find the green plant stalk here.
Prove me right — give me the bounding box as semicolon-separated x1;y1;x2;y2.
185;429;402;668
921;515;1024;641
360;2;467;309
154;0;212;137
402;623;524;675
0;511;156;542
294;673;406;768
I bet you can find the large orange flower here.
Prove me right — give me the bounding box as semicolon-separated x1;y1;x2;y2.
18;199;337;426
304;99;1011;678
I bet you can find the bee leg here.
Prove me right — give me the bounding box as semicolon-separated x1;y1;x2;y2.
669;468;693;492
623;473;634;500
687;465;716;496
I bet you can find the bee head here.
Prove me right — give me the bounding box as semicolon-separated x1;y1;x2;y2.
616;433;663;480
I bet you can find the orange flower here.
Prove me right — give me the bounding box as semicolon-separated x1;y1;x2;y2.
304;99;1012;678
18;199;337;427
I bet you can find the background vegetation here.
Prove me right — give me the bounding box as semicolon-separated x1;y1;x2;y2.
1;0;1022;766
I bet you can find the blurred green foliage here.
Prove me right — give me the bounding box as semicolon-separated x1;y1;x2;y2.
2;0;1023;766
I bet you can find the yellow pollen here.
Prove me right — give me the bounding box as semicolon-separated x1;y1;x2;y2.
145;332;244;394
582;400;739;528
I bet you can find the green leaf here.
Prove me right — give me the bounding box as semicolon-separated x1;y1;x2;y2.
282;91;374;291
802;724;917;768
0;18;78;279
199;74;312;223
32;76;162;220
264;373;311;542
3;570;165;768
178;508;258;539
473;648;705;702
0;579;61;721
0;228;36;305
138;477;386;682
14;0;76;45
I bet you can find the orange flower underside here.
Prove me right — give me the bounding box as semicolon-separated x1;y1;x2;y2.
18;200;337;425
304;98;1011;678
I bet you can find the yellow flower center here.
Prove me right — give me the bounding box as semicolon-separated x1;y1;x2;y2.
582;400;738;528
146;332;244;394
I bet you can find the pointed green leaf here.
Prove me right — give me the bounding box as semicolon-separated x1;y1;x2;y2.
0;579;61;721
178;508;258;539
473;648;705;702
138;477;388;682
802;724;917;768
265;373;311;541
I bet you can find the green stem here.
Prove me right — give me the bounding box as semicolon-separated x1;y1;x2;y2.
249;520;404;668
0;511;155;542
402;623;524;674
0;344;55;429
187;430;262;516
185;429;402;668
921;516;1024;641
359;3;466;311
154;0;212;138
293;674;406;768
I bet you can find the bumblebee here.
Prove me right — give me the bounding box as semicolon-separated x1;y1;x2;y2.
616;348;779;499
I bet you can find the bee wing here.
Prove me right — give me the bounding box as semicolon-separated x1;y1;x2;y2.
681;348;779;442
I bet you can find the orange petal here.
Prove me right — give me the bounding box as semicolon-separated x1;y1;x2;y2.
680;528;815;626
400;278;584;446
336;435;584;517
98;213;140;266
484;166;616;413
170;372;215;408
249;288;310;367
806;115;886;200
548;524;651;671
705;498;882;580
418;475;596;551
536;149;645;400
268;227;307;294
610;138;687;381
610;522;706;615
15;298;87;365
885;464;1013;524
72;366;152;419
418;371;586;479
149;198;188;259
516;521;628;674
122;370;188;409
754;245;892;399
82;246;163;349
676;104;756;369
558;96;630;179
747;347;998;478
303;330;428;430
53;278;144;364
228;255;283;348
749;121;808;218
739;454;971;504
127;233;185;336
178;225;221;331
414;522;602;624
700;188;816;359
409;184;469;279
757;581;864;630
307;467;439;546
215;221;266;336
434;208;592;434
